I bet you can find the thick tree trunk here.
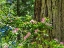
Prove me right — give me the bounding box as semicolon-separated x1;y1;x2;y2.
34;0;64;42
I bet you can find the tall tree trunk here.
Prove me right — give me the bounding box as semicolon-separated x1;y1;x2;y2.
34;0;64;42
34;0;42;21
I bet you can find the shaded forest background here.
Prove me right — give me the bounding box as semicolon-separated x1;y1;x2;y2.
0;0;35;16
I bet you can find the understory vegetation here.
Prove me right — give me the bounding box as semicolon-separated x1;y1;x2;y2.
0;0;64;48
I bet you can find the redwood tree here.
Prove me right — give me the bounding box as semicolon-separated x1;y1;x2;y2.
34;0;64;42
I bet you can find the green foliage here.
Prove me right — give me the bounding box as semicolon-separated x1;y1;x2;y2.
0;0;64;48
0;0;35;16
0;15;64;48
13;0;34;16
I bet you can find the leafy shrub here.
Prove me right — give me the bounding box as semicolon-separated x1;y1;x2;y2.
0;16;64;48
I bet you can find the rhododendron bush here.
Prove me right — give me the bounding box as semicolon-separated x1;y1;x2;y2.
0;16;64;48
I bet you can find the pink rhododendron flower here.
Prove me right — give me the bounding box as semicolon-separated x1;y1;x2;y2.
3;43;9;48
30;19;37;24
41;18;46;23
54;38;58;42
60;42;64;45
30;19;34;23
34;29;39;34
12;28;19;33
3;45;8;48
24;32;31;40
